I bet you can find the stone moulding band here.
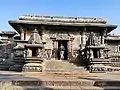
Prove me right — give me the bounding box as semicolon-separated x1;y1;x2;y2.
19;15;107;24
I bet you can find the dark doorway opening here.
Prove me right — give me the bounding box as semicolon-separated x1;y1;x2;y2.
93;49;98;58
58;40;68;60
32;48;38;56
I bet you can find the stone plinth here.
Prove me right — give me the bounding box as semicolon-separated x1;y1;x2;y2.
22;63;42;72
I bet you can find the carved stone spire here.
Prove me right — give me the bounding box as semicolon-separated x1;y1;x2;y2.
28;29;42;44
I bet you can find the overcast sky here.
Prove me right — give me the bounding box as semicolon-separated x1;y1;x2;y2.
0;0;119;34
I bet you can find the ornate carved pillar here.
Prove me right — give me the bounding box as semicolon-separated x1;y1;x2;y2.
54;40;58;59
82;28;87;48
79;34;82;45
97;50;100;58
52;39;55;60
67;38;74;60
37;48;41;57
102;36;104;45
51;39;58;60
20;28;25;40
27;48;32;57
100;49;104;58
98;37;101;45
83;35;86;45
102;28;107;45
67;40;70;60
90;49;94;59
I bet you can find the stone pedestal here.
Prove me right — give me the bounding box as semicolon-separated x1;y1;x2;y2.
22;63;42;72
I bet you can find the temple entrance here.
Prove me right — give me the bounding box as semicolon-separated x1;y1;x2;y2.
58;40;68;60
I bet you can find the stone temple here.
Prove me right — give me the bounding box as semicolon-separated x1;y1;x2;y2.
0;15;119;73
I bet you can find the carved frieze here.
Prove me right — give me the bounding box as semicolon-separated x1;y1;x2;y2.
49;31;74;40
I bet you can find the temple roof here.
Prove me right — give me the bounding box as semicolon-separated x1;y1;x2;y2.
18;15;107;24
0;31;16;36
105;34;120;41
106;36;120;41
9;15;117;34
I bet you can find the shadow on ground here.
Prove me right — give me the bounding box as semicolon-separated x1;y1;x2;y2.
0;72;53;90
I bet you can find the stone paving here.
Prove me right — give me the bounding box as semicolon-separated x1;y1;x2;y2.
0;71;120;89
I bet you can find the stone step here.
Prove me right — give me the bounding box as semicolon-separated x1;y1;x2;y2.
43;60;88;74
10;79;94;86
80;86;103;90
94;80;120;86
4;86;104;90
4;86;80;90
102;86;120;90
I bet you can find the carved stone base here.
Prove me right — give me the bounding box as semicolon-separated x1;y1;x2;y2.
22;63;42;72
9;64;23;72
90;64;120;73
89;64;106;73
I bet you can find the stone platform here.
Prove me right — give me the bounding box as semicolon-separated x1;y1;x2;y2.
0;71;120;89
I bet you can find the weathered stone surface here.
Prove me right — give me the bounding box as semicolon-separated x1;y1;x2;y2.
42;60;88;74
22;63;42;72
0;14;118;73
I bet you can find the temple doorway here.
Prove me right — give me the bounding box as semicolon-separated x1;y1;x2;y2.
93;49;100;58
58;40;68;60
32;48;38;56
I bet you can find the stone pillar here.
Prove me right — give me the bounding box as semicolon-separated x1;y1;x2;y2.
102;36;105;45
83;34;86;46
100;49;104;58
27;48;32;57
90;49;94;59
55;41;58;60
68;40;71;52
79;34;81;45
71;40;73;56
37;48;41;57
97;50;100;58
98;37;101;45
20;28;25;40
52;39;56;60
68;40;72;60
82;28;87;49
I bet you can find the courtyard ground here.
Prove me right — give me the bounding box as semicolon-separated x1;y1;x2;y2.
0;71;120;90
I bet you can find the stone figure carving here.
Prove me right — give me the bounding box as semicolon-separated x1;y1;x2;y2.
86;32;99;46
37;49;44;58
42;50;49;59
59;44;65;60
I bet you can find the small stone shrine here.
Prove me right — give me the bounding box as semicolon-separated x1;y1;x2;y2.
22;29;44;72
